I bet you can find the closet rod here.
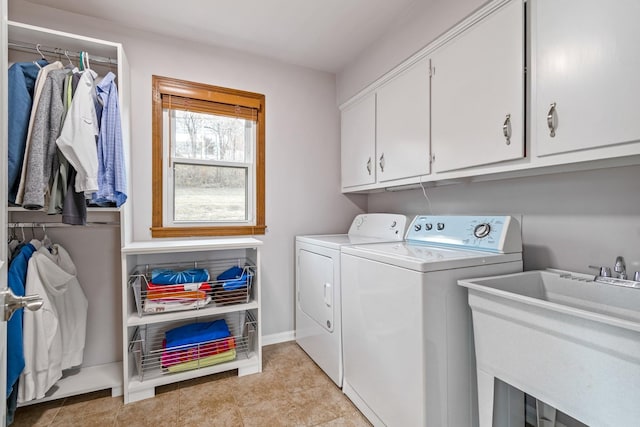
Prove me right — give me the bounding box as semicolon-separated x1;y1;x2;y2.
8;41;118;66
8;221;120;228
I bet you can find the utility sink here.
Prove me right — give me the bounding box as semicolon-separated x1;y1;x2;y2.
458;270;640;427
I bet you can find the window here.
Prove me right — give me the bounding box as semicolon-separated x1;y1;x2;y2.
151;76;265;237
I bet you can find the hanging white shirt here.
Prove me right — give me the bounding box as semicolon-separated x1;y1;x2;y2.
18;244;88;403
56;69;100;193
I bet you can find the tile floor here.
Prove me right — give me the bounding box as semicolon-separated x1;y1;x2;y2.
11;342;372;427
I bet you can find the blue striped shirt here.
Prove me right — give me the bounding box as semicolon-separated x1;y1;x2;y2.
93;72;127;207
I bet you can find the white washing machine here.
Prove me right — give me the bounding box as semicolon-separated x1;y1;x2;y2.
295;213;409;387
341;215;523;427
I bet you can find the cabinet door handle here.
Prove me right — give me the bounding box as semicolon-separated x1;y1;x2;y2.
366;157;372;175
503;114;512;145
379;153;385;172
547;102;557;138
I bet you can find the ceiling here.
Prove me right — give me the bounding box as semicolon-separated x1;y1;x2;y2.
24;0;421;73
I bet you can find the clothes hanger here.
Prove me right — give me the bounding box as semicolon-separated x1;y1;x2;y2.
41;224;52;250
35;44;47;61
64;50;74;68
83;51;91;70
32;43;47;69
8;224;16;244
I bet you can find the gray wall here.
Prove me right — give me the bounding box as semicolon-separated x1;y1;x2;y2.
368;165;640;277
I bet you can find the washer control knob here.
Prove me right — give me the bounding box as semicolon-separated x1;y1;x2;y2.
414;224;422;232
437;223;445;231
391;221;397;228
474;223;491;238
425;223;433;231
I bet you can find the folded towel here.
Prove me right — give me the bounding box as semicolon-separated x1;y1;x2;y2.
217;266;248;290
161;336;236;367
143;296;211;314
166;349;236;373
147;289;207;301
147;282;212;292
151;268;210;285
165;319;231;348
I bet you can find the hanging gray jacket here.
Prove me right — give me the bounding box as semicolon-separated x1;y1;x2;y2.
22;68;70;210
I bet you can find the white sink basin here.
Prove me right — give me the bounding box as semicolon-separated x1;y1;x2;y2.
464;269;640;329
458;270;640;427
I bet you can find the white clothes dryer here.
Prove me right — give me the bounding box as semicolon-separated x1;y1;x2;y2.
295;213;409;387
340;215;523;427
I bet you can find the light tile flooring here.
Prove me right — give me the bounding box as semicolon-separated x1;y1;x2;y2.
12;342;372;427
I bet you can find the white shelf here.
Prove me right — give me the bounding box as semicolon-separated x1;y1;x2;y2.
122;241;262;404
17;362;123;407
127;300;259;327
8;206;121;212
128;354;259;392
122;238;263;254
8;21;120;57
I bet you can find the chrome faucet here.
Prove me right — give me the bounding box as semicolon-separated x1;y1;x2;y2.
589;256;640;288
614;256;627;280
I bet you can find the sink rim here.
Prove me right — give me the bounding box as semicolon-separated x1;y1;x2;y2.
458;269;640;333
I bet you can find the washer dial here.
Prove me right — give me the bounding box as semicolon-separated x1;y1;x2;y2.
474;223;491;239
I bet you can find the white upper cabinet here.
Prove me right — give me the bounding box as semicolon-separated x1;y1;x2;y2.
376;57;431;182
341;93;376;189
431;0;524;173
340;58;430;191
534;0;640;157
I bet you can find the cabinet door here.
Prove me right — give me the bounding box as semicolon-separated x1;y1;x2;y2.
341;93;376;188
376;57;431;182
431;0;524;172
535;0;640;156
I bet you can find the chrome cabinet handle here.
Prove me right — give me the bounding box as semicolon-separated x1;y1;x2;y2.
503;114;512;145
366;157;372;175
379;153;385;172
547;102;557;138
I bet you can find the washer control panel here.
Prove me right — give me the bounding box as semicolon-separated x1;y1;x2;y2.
406;215;522;253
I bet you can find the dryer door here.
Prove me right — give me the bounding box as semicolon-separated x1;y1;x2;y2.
298;249;334;332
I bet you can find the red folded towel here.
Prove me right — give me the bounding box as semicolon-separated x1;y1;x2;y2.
160;336;237;368
147;281;212;292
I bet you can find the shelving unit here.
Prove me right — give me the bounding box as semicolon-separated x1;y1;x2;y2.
121;238;262;404
3;17;131;407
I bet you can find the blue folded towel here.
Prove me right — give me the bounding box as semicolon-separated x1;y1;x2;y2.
165;319;231;348
217;266;248;290
151;268;210;285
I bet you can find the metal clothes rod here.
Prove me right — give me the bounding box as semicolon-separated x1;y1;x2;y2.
8;41;118;66
8;221;120;228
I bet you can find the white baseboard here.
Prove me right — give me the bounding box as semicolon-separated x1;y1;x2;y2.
262;330;295;346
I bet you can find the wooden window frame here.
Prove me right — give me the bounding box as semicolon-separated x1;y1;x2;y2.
151;75;266;237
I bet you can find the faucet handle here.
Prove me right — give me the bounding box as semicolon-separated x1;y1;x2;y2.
614;256;627;279
588;265;612;277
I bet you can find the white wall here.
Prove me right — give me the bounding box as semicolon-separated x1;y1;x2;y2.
337;0;485;104
10;0;366;337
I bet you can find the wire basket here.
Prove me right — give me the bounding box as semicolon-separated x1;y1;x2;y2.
128;258;255;317
129;311;257;381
